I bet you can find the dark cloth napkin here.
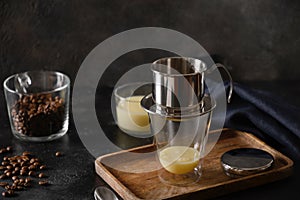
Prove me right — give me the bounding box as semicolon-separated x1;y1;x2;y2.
224;82;300;161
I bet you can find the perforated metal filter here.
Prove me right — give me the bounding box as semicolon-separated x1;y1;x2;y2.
221;148;274;177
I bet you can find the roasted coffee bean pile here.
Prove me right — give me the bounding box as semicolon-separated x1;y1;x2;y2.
0;146;53;197
11;94;65;137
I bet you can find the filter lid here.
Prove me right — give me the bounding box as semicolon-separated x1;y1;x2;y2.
221;148;274;177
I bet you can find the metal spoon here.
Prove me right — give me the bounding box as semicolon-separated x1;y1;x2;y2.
14;73;31;93
94;186;119;200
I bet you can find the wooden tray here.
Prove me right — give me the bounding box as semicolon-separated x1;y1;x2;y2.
95;129;293;200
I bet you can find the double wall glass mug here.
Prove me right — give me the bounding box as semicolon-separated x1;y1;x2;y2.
3;71;70;142
142;94;216;185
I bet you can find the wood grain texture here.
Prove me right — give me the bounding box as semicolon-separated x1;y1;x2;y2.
95;129;293;200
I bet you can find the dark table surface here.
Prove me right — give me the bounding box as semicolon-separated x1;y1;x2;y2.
0;80;299;200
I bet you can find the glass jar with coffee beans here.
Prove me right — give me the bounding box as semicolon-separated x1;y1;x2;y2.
3;71;70;142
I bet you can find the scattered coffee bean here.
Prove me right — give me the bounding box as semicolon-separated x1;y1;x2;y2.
38;180;48;185
7;190;14;196
22;151;32;156
0;148;7;154
39;165;46;170
55;151;62;157
0;147;53;198
2;191;8;197
0;174;6;179
38;173;46;178
0;182;8;187
6;146;12;152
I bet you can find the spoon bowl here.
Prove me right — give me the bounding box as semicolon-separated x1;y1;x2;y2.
94;186;119;200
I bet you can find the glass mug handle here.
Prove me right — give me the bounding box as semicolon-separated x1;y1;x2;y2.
207;63;233;103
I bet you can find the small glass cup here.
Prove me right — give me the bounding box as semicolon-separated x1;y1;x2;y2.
3;71;70;142
113;82;152;138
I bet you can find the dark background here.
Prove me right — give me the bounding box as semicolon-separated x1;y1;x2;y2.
0;1;300;200
1;0;300;84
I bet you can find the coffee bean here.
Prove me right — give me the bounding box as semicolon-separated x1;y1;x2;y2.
28;165;36;170
25;178;31;183
38;180;48;185
0;166;5;170
0;182;8;187
12;176;18;181
39;165;46;170
6;146;12;152
21;156;30;162
20;170;27;175
20;161;27;167
6;165;13;170
24;182;31;187
12;162;19;167
0;174;6;179
7;190;14;196
2;161;8;166
2;191;8;197
5;172;12;177
38;173;46;178
22;151;32;156
17;186;23;190
28;171;35;176
3;157;8;161
0;148;6;154
55;151;62;157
